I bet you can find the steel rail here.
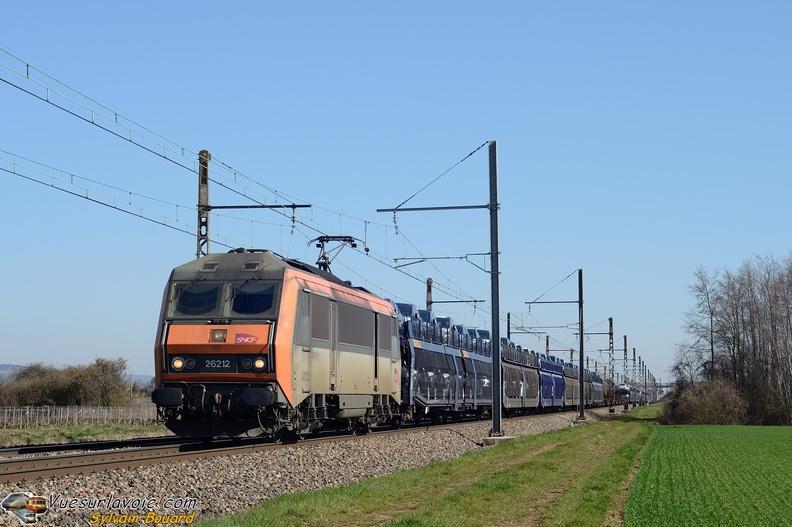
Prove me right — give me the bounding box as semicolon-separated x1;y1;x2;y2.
0;436;187;458
0;411;585;484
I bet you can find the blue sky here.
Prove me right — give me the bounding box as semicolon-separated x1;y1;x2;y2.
1;2;789;383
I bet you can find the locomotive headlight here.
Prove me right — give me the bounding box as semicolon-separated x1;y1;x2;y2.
210;329;227;342
254;357;266;370
172;357;185;371
241;358;253;370
185;358;196;370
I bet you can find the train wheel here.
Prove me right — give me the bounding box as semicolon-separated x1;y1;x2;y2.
348;420;366;435
272;428;298;444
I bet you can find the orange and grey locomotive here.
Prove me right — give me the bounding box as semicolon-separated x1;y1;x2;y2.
151;249;401;439
152;249;606;439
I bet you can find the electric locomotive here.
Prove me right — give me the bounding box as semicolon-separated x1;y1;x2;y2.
152;248;607;439
152;249;401;439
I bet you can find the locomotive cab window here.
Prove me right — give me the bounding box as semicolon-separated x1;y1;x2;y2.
171;282;222;317
230;281;278;317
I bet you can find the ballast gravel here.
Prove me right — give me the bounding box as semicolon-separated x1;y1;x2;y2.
0;408;618;526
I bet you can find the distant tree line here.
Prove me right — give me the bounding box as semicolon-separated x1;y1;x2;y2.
667;255;792;425
0;358;141;407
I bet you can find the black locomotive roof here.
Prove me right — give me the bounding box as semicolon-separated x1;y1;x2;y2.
170;249;373;295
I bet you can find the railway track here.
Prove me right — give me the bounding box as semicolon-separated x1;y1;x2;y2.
0;416;509;484
0;436;273;484
0;436;185;457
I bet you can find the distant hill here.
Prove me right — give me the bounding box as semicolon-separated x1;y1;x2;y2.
0;364;21;380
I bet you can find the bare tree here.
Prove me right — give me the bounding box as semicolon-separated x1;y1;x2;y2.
671;342;702;388
684;266;719;381
681;256;792;425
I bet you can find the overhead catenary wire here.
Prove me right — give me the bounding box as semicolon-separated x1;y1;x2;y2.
0;49;413;250
393;141;488;210
0;48;392;232
3;144;486;311
527;268;579;305
0;53;653;381
4;144;604;358
0;48;498;316
0;150;283;242
0;162;239;250
394;230;480;302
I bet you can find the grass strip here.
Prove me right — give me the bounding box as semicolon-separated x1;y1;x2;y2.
196;411;657;527
0;423;170;446
539;420;651;527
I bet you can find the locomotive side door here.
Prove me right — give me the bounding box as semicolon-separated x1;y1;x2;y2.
295;289;311;394
373;312;379;393
329;299;338;391
307;291;335;394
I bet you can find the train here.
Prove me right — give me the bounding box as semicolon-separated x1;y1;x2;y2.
0;493;47;524
151;248;605;439
614;383;644;407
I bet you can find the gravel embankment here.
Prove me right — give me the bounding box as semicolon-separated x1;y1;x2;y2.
0;408;619;526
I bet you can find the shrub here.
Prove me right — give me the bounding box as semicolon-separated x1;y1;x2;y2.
660;380;747;425
0;358;129;407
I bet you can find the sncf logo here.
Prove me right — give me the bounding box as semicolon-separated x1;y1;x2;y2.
235;334;259;344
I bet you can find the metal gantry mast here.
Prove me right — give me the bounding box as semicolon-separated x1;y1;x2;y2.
623;336;628;410
488;141;503;435
197;150;211;258
194;150;311;259
526;268;585;421
609;317;615;412
378;141;503;436
577;269;585;420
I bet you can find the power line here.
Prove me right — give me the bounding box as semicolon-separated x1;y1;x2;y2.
393;141;488;210
527;268;579;304
0;149;287;238
0;159;239;249
0;51;405;263
0;48;493;311
0;47;392;233
4;145;487;310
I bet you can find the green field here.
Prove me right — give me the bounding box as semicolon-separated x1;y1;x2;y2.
195;407;792;527
624;424;792;526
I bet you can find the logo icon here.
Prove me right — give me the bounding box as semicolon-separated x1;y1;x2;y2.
235;333;258;344
1;492;47;524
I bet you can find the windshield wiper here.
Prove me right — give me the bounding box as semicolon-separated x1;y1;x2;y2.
230;277;261;300
173;276;206;303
